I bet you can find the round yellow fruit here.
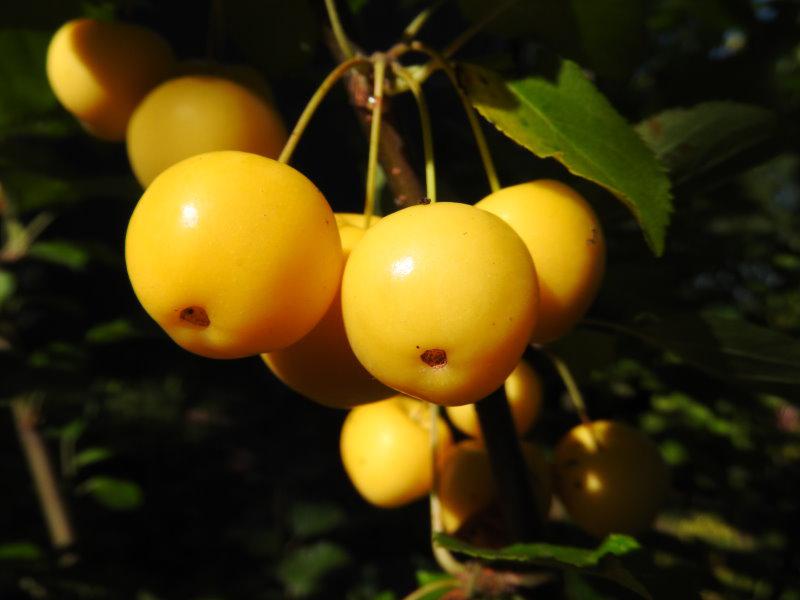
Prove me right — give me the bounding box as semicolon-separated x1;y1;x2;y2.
438;439;551;533
341;202;539;407
553;420;669;537
340;395;453;508
476;180;605;344
46;18;174;141
126;75;288;187
262;213;392;409
125;151;342;359
446;360;542;438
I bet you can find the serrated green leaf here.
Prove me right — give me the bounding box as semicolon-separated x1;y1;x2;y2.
73;447;113;469
636;102;777;186
434;533;650;598
78;476;143;511
275;541;351;598
587;312;800;386
28;240;90;270
0;542;43;560
460;61;672;255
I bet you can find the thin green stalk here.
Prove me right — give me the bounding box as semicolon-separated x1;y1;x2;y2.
411;41;500;193
542;348;591;425
401;578;459;600
402;0;448;40
279;56;370;165
391;63;436;202
443;0;518;58
363;55;387;229
324;0;354;59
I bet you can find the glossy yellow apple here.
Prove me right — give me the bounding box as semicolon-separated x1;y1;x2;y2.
446;360;542;438
340;395;454;508
125;151;342;359
127;75;288;186
341;202;539;407
262;213;392;408
46;18;174;141
437;439;551;533
553;420;669;537
476;180;605;344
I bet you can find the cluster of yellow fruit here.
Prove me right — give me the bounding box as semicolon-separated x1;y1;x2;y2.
45;18;287;186
46;17;668;540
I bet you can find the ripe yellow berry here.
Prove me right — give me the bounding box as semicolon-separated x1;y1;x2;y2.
553;420;669;537
262;213;392;409
127;75;288;187
476;180;605;344
446;360;542;438
438;439;551;533
125;151;342;359
341;202;539;407
46;18;174;141
340;395;453;508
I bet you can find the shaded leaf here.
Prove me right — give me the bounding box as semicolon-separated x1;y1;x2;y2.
275;541;351;598
636;102;778;186
0;542;42;560
28;240;90;270
78;476;144;511
460;61;671;254
587;312;800;386
0;269;15;307
85;319;143;345
73;447;114;469
288;501;346;540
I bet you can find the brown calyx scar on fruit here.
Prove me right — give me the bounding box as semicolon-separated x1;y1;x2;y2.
420;348;447;368
180;306;210;327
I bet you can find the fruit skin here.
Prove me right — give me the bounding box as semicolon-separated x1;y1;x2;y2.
125;151;342;359
262;213;392;409
476;180;605;344
340;395;453;508
446;360;542;438
46;18;174;141
553;420;669;537
438;439;551;534
127;75;288;187
341;202;539;407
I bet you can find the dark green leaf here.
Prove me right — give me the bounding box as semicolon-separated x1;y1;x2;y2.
636;102;778;186
587;312;800;386
461;61;672;254
85;319;143;344
78;476;144;510
0;542;43;560
28;240;90;270
73;447;114;469
275;541;351;598
0;269;15;307
288;501;345;539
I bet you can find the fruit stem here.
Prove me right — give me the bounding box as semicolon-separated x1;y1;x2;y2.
429;403;466;575
410;42;500;194
442;0;519;59
278;56;371;165
11;396;77;556
391;62;437;202
542;348;592;426
475;389;544;540
401;0;448;41
324;0;355;60
363;54;387;229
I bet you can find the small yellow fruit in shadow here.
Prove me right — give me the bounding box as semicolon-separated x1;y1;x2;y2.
446;360;542;438
437;439;551;533
125;151;342;359
340;395;453;508
553;420;669;537
263;213;392;409
127;75;288;187
46;18;174;141
341;202;539;407
476;180;605;344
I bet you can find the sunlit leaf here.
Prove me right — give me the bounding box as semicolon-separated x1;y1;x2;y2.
461;61;672;254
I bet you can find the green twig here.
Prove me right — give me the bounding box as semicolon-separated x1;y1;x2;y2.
443;0;518;58
390;63;436;202
410;41;500;194
541;348;591;425
401;577;458;600
363;55;387;228
402;0;448;41
324;0;355;59
278;56;371;164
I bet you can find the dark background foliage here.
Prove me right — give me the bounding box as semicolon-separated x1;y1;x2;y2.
1;1;799;598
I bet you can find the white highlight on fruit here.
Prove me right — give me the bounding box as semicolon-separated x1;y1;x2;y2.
391;256;414;278
181;203;199;228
